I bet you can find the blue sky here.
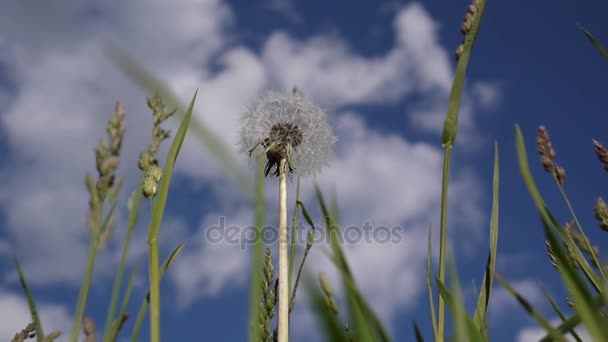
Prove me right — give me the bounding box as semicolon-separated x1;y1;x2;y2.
0;0;607;341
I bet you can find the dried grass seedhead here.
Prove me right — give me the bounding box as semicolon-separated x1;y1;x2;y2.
86;102;126;238
455;0;483;60
240;87;336;178
593;139;608;172
11;323;36;342
536;125;566;185
595;197;608;232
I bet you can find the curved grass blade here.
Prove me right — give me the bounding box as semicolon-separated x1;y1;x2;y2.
305;274;347;341
288;177;301;290
314;185;391;342
541;286;583;342
515;125;608;341
289;200;315;314
13;254;45;342
435;275;483;342
437;2;488;339
413;321;425;342
495;273;565;342
147;90;196;342
515;126;601;291
538;294;606;342
578;24;608;60
473;142;500;337
105;47;251;196
131;243;185;342
248;156;266;342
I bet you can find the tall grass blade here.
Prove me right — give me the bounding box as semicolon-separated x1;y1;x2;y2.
437;1;488;339
541;286;583;342
314;185;391;342
473;142;500;337
515;125;608;341
578;24;608;60
147;90;196;342
105;47;251;195
248;156;266;342
495;273;565;341
426;225;438;342
13;254;45;342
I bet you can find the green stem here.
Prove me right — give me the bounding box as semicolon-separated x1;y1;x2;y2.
103;221;136;341
288;177;301;290
437;147;453;342
148;231;161;342
69;237;99;342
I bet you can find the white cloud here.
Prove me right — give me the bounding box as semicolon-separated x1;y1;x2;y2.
0;289;73;341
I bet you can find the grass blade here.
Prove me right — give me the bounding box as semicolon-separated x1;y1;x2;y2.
515;125;608;341
437;1;488;339
495;273;566;341
473;142;500;337
108;263;140;342
578;24;608;60
13;255;45;342
105;47;251;195
413;321;425;342
541;286;583;342
147;90;196;342
248;156;266;342
426;225;438;342
288;177;301;290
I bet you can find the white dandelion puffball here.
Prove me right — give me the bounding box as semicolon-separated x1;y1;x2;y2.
239;88;337;178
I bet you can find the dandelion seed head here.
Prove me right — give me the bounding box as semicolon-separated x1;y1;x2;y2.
239;88;336;178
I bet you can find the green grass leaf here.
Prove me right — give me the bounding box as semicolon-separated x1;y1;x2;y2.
147;90;196;342
131;243;185;342
515;125;608;341
248;156;266;342
105;46;251;195
578;24;608;60
13;254;45;342
495;273;566;341
473;142;500;338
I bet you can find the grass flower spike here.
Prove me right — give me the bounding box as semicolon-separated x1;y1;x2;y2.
240;87;335;342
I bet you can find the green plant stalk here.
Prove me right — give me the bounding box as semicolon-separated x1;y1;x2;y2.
131;243;185;342
437;147;452;342
248;156;266;342
277;158;289;342
70;235;99;342
147;91;196;342
148;203;161;342
103;191;143;341
13;254;45;342
108;263;139;342
426;226;438;342
288;177;301;289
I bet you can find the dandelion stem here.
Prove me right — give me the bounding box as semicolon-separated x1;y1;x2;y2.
278;158;289;342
